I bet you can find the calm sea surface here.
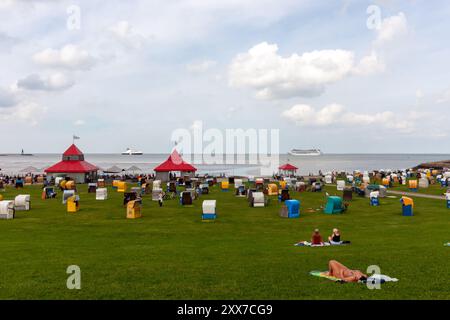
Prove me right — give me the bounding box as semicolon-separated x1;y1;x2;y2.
1;153;450;176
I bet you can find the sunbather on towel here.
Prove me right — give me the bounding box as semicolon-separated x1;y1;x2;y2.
311;229;324;246
323;260;367;283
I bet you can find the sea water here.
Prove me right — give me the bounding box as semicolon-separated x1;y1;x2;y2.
0;153;449;176
0;153;450;176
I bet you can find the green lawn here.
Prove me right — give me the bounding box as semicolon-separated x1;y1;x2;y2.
391;183;447;196
0;183;449;300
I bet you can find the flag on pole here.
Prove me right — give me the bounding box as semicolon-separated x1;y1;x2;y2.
73;135;80;144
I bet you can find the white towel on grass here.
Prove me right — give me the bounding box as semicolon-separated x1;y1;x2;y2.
366;274;398;284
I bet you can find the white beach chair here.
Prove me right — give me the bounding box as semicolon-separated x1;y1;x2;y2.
418;178;429;188
153;180;161;189
96;188;108;200
14;194;30;211
337;180;346;191
202;200;217;220
0;200;15;219
234;179;243;189
252;192;265;207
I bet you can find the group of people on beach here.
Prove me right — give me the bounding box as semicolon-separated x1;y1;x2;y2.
0;175;38;185
307;228;367;282
310;228;342;245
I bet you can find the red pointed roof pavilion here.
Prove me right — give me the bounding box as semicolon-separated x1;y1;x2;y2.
154;150;197;172
62;144;83;157
278;163;298;171
45;144;98;173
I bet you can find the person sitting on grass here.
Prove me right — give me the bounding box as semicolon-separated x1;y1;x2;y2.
324;260;367;283
311;229;324;246
328;228;341;244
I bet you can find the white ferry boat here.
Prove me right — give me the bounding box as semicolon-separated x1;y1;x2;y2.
288;148;322;156
121;148;143;155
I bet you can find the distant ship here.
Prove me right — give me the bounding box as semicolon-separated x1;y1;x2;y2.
20;149;33;156
288;148;322;156
121;148;143;155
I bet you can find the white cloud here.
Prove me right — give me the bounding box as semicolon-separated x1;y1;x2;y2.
13;102;46;124
186;60;217;73
73;119;85;126
1;83;47;125
17;73;74;91
229;13;407;100
109;20;148;49
229;42;382;99
33;44;95;70
0;1;446;152
375;12;408;46
282;103;413;132
0;101;47;126
353;51;385;75
281;104;344;126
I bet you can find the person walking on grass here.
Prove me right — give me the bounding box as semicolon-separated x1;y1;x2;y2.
158;191;164;207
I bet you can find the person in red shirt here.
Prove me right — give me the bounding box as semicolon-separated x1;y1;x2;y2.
311;229;323;245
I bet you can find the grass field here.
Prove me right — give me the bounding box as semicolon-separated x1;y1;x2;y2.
394;183;447;196
0;182;449;300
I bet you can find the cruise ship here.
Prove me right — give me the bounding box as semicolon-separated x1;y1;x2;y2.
288;148;322;156
121;148;143;155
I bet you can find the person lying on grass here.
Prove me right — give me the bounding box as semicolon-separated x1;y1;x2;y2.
324;260;367;283
311;229;323;246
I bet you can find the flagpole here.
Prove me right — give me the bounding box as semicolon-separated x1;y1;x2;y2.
72;134;80;144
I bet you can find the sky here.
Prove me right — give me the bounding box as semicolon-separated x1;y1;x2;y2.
1;0;450;154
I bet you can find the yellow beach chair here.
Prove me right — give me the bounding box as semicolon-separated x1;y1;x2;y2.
126;200;142;219
117;181;127;193
67;195;79;213
267;183;278;196
221;181;229;191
